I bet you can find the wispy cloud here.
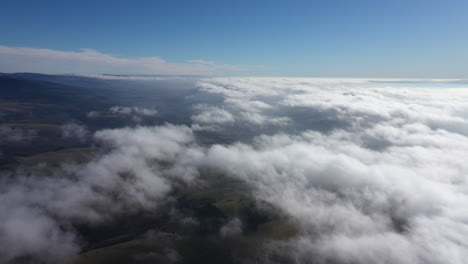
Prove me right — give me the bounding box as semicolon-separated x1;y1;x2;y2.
187;59;216;65
0;46;243;75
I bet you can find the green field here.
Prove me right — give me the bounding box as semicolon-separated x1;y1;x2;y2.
1;123;60;131
15;148;95;167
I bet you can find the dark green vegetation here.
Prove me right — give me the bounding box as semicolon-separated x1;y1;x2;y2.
71;172;297;264
0;73;195;127
0;74;196;169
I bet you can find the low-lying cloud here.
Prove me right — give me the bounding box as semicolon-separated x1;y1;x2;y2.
193;78;468;264
0;126;36;143
88;106;159;123
0;124;201;263
3;77;468;263
61;122;89;142
109;106;158;117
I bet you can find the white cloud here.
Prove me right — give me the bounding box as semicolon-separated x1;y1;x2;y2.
4;77;468;263
219;218;243;237
187;59;216;65
201;124;468;263
0;124;202;263
193;78;468;263
191;105;235;130
88;106;158;123
195;78;468;133
0;45;243;75
109;106;158;117
61;122;89;142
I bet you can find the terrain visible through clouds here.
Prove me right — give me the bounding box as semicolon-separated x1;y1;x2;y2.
2;0;468;263
2;74;468;263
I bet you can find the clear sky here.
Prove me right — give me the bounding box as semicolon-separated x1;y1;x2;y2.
1;0;467;77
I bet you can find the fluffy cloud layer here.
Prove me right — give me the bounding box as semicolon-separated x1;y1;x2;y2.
203;126;468;263
194;78;468;134
3;77;468;263
0;45;242;75
193;78;468;263
0;125;201;263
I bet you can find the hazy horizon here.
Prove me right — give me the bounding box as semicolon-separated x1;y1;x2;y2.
2;0;468;78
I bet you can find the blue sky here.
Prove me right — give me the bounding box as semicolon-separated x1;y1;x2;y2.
1;0;467;77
